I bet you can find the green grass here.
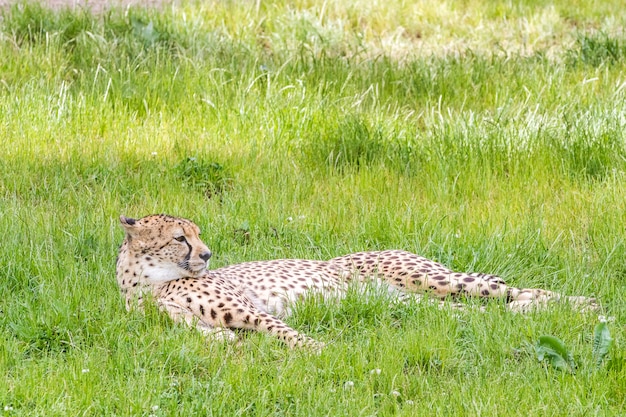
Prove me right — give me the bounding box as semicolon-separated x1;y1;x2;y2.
1;0;626;415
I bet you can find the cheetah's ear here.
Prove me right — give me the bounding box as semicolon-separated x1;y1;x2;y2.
120;215;138;232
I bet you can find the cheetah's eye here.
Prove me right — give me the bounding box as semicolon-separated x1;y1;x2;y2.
174;236;187;242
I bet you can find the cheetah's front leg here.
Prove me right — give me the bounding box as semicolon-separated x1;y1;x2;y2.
158;299;238;342
232;309;325;351
159;298;323;351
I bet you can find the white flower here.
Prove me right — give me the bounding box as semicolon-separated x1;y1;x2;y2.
405;400;415;405
151;152;157;156
151;405;159;411
81;368;89;373
4;406;14;411
598;315;615;323
369;368;381;375
391;390;401;397
287;217;293;222
343;381;354;390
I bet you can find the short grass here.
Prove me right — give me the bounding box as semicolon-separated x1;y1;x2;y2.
1;0;626;415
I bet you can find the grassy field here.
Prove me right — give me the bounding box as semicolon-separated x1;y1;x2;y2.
1;0;626;415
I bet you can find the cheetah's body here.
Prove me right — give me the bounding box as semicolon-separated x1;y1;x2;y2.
116;214;597;348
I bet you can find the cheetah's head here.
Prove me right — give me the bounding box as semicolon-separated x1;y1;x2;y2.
119;214;212;282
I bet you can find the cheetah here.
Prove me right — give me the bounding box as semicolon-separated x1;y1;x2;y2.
116;214;598;349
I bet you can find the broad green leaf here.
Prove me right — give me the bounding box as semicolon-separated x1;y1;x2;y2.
593;322;613;368
536;335;576;373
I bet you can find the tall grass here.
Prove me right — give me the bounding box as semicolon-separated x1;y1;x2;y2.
1;1;626;415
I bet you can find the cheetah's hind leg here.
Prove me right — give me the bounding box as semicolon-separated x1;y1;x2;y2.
404;270;598;313
506;294;599;313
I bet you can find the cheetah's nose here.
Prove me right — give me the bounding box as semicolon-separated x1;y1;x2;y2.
200;251;212;262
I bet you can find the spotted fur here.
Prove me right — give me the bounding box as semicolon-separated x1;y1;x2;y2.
116;214;597;349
